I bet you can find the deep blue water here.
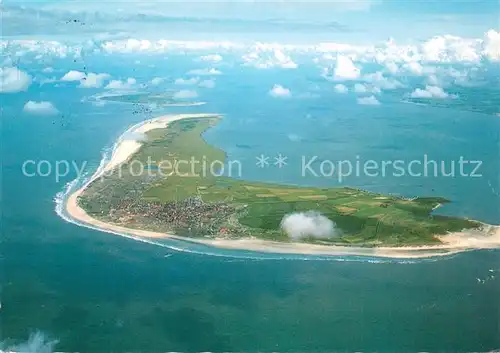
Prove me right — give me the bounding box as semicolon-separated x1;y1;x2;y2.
1;54;499;352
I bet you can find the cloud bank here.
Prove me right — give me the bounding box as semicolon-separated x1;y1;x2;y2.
281;211;339;240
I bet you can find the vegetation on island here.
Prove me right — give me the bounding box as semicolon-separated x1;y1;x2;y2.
100;92;205;107
78;116;480;247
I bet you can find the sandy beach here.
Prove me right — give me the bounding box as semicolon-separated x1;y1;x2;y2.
66;114;500;259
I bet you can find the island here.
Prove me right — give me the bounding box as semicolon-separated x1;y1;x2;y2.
66;114;500;258
99;92;206;107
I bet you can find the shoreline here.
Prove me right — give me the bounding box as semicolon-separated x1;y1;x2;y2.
65;114;500;259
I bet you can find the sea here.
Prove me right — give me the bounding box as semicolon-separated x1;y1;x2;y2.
1;52;499;352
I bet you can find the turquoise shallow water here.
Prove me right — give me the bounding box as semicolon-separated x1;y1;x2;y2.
1;59;499;351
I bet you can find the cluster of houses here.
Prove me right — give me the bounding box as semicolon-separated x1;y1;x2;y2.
111;196;237;237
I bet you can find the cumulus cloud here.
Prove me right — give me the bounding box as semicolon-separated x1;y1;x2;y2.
404;61;424;75
105;77;136;90
173;89;198;99
272;49;298;69
60;70;86;81
187;68;221;76
363;71;403;90
281;211;339;240
384;61;399;74
199;79;215;88
175;77;199;85
354;83;381;94
60;70;110;88
357;95;381;105
200;54;223;62
3;29;499;66
78;73;110;88
150;77;164;85
483;29;500;61
42;67;54;73
242;48;298;69
23;101;59;115
334;84;348;93
354;83;367;93
333;55;360;80
410;85;454;99
0;67;32;93
269;84;291;98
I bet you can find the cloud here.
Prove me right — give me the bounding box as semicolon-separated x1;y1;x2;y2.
61;70;110;88
287;133;302;142
199;79;215;88
42;67;54;73
410;85;453;99
333;55;360;80
357;95;381;105
23;101;59;115
403;61;424;75
2;28;499;66
384;62;399;74
483;29;500;61
200;54;223;62
280;211;339;240
422;34;482;63
0;67;32;93
60;70;86;81
105;78;136;90
78;73;110;88
363;71;403;90
269;84;291;98
334;84;348;93
354;83;381;94
354;83;367;93
173;89;198;99
187;68;222;76
150;77;164;85
175;77;199;85
242;48;298;69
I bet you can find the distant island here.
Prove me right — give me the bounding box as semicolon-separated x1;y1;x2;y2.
66;114;500;258
99;92;206;107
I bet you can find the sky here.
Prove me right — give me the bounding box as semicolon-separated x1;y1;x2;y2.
1;0;498;43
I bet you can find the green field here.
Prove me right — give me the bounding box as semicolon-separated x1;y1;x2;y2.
79;116;480;246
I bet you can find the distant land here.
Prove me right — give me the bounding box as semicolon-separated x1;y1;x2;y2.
99;92;206;107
